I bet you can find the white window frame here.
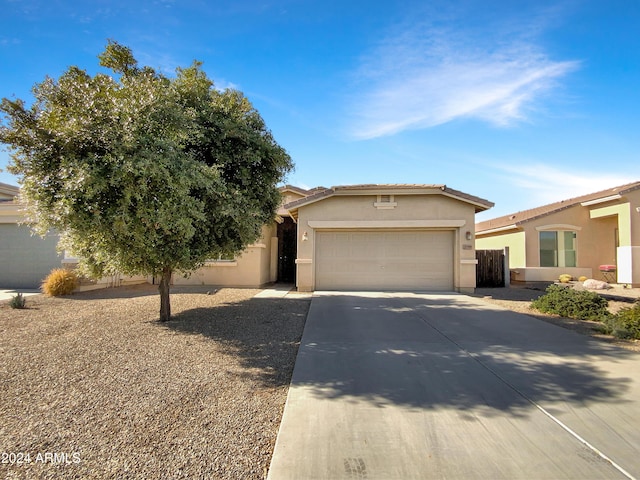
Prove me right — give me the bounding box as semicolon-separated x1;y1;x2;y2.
537;228;578;268
205;253;237;266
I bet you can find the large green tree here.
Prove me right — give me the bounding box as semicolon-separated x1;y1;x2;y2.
0;41;292;321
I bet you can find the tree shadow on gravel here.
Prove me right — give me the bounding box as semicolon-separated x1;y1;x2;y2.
283;292;638;417
156;296;311;389
65;283;219;301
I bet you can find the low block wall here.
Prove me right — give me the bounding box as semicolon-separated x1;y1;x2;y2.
510;267;593;283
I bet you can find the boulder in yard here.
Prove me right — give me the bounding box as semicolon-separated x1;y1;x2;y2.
583;278;611;290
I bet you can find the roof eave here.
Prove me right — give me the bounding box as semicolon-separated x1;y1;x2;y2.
284;184;493;212
476;224;521;236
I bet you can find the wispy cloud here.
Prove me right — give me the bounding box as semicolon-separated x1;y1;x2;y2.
493;163;634;207
214;79;241;92
347;6;579;139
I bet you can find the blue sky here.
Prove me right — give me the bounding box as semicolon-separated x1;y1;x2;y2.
1;0;639;221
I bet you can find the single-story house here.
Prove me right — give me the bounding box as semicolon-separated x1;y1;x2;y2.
0;182;62;288
285;184;493;293
475;181;640;286
2;183;493;293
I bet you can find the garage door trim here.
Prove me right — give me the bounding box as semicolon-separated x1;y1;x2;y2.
308;220;466;229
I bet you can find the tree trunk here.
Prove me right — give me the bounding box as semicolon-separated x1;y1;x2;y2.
158;267;172;322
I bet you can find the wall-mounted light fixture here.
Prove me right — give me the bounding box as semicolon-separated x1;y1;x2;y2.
302;231;308;241
465;231;472;241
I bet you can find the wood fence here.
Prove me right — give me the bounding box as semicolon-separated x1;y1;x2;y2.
476;249;505;287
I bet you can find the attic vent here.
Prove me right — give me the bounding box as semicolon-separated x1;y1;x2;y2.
374;194;397;209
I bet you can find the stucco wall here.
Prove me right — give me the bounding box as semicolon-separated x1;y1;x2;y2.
475;231;526;268
294;192;478;292
2;191;283;290
476;188;640;283
173;224;275;287
522;203;627;279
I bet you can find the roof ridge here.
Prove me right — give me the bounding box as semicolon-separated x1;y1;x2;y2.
476;180;640;232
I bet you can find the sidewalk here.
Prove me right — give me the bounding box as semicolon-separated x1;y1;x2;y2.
0;289;41;302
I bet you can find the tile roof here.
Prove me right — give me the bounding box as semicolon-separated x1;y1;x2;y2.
0;182;19;202
284;184;493;212
279;184;312;196
476;180;640;234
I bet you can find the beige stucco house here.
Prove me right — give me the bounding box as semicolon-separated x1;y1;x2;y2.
475;181;640;286
285;184;493;293
2;183;493;293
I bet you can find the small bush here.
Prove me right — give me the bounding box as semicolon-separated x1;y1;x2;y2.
42;268;79;296
531;284;610;321
9;293;26;309
603;302;640;339
558;274;573;283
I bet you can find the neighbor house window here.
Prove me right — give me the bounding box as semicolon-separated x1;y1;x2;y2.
539;231;576;267
207;253;236;263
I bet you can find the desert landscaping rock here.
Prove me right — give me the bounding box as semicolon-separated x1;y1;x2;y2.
2;283;638;478
0;285;310;479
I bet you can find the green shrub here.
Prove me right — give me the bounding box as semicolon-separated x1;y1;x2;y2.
42;268;79;296
9;293;26;309
603;302;640;339
531;284;610;321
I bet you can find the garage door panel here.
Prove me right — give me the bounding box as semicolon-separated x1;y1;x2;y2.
0;225;61;289
316;230;453;291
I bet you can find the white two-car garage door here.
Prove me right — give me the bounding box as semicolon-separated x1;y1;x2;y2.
315;230;454;291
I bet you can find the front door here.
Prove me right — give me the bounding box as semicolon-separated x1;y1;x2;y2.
277;217;297;283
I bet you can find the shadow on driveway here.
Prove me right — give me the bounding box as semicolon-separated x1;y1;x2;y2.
287;292;634;417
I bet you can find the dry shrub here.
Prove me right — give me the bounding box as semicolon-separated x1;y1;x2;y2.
42;268;79;296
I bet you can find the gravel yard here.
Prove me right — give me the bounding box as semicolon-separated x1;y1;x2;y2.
474;283;640;352
2;282;639;479
0;285;310;479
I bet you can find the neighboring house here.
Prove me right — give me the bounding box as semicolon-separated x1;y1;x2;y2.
475;181;640;286
2;182;494;292
0;182;62;288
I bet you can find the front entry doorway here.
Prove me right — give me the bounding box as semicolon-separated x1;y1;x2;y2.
277;217;297;283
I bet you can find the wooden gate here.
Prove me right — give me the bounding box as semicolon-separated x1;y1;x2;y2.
476;250;505;287
277;217;297;283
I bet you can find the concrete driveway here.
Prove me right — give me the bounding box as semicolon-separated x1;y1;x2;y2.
268;291;640;479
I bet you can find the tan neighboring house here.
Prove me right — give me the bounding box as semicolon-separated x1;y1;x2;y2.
475;181;640;286
0;182;62;288
2;183;493;293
